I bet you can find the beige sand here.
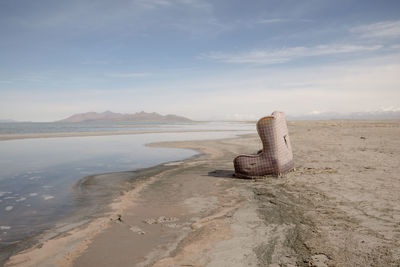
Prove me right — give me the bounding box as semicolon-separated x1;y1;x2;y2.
5;120;400;266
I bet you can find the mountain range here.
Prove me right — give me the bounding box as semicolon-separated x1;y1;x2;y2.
57;111;193;123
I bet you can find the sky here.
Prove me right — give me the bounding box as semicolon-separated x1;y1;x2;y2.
0;0;399;121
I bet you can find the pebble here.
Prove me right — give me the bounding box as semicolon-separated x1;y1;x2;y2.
129;226;146;235
5;206;13;211
143;216;179;224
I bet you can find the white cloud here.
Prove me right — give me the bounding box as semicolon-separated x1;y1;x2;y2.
107;72;152;78
176;0;212;9
229;17;314;30
81;60;109;65
255;18;313;24
378;106;400;112
201;44;382;65
350;20;400;38
136;0;211;9
256;18;288;24
12;0;216;38
307;110;322;115
136;0;173;9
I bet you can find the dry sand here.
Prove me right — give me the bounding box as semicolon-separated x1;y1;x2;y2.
5;120;400;266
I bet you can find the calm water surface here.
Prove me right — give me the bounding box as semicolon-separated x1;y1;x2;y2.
0;121;254;134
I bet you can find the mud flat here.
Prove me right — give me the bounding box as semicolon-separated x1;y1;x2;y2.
5;120;400;266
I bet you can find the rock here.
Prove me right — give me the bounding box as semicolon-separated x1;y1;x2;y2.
309;254;329;267
143;216;179;224
143;218;157;224
129;226;146;235
110;214;123;222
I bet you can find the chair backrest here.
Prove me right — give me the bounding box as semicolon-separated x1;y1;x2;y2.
256;111;294;174
271;111;294;173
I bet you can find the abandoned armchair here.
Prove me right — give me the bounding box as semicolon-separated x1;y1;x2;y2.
233;111;294;178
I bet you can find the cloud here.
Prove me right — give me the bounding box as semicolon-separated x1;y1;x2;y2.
225;17;313;31
350;20;400;38
81;60;109;65
201;44;382;65
255;18;313;24
7;0;216;38
256;18;288;24
106;72;152;78
136;0;173;9
136;0;211;9
378;106;400;112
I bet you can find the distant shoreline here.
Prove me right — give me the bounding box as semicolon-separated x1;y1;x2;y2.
2;119;400;141
0;129;250;141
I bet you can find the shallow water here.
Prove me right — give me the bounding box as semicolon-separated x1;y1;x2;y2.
0;129;253;249
0;121;254;135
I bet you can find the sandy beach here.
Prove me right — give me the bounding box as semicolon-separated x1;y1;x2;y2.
4;120;400;266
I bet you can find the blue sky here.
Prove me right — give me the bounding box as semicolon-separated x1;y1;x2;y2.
0;0;399;121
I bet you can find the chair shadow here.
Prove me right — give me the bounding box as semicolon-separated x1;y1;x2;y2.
207;169;237;179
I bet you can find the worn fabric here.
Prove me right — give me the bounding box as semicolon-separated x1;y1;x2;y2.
233;111;294;177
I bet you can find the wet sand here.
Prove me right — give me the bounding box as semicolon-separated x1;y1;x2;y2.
5;120;400;266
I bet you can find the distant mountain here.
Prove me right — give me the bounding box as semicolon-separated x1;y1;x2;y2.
347;110;400;120
288;110;400;120
57;111;193;123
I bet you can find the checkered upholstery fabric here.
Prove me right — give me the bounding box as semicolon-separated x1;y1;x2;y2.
233;111;294;177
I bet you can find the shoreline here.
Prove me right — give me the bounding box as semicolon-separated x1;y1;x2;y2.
2;119;398;142
4;120;400;266
0;149;204;266
0;129;250;141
